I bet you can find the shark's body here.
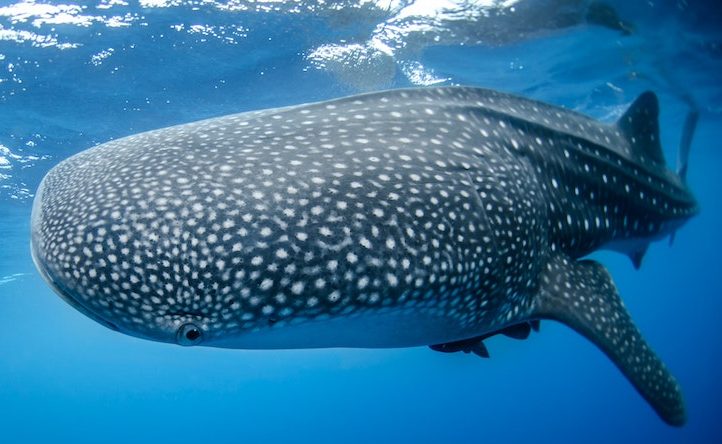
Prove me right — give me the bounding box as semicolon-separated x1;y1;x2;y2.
31;87;697;425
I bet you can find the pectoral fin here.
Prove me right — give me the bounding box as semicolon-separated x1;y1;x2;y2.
533;256;685;426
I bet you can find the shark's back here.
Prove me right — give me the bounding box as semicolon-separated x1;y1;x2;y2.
277;86;658;172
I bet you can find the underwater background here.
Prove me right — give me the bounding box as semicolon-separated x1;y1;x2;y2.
1;1;720;442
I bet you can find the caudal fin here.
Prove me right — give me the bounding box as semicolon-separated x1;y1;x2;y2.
677;108;698;184
533;255;686;426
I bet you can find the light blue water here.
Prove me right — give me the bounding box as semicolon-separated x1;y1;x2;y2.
1;1;720;442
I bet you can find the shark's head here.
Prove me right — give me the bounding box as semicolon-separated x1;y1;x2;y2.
29;114;387;349
31;241;212;347
29;144;423;349
28;142;292;349
31;176;217;346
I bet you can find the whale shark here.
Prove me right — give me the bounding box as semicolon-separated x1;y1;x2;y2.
30;86;697;425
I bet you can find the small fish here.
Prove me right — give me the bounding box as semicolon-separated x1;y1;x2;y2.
31;87;697;425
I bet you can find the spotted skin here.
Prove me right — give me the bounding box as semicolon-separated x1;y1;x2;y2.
31;87;697;425
535;256;686;426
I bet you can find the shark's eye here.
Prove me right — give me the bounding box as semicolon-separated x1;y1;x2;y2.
177;323;203;346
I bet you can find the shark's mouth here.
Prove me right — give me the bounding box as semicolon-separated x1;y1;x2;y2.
31;241;120;333
30;175;121;334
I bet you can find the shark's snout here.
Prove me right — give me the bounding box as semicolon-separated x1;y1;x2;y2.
31;178;121;333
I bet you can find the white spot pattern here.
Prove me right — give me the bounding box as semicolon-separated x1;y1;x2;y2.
30;86;697;363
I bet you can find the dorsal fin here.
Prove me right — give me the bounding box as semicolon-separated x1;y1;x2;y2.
617;91;666;167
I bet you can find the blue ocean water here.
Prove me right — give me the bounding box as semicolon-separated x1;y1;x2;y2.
1;1;720;442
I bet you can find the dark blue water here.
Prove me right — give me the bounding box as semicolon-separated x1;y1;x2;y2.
1;1;720;442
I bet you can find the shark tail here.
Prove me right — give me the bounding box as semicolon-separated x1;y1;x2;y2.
676;100;699;185
669;106;698;246
638;55;700;186
533;255;686;426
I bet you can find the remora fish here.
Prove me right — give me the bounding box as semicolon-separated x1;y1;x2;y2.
31;87;697;425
